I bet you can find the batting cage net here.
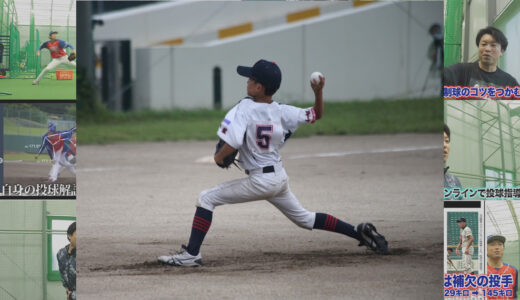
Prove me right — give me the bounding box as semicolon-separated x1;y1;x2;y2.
0;0;75;79
445;101;520;188
0;201;76;299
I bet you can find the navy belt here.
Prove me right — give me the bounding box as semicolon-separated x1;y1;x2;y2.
245;166;275;175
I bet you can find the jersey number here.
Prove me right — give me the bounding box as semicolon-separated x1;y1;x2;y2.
256;125;273;150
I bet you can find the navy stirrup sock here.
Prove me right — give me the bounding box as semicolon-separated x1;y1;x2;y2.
313;212;361;241
186;207;213;256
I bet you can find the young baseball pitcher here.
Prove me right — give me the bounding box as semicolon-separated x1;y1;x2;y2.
158;59;389;267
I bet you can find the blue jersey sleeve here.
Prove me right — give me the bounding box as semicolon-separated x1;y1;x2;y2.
39;41;49;51
58;127;76;140
37;134;47;154
58;40;75;50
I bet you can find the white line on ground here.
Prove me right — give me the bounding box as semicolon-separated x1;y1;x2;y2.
194;145;441;164
77;167;136;173
80;146;442;171
287;145;441;159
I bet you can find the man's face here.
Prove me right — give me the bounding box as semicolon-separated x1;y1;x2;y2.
444;132;450;163
69;231;76;248
478;34;504;68
487;240;504;260
458;221;466;229
50;33;57;40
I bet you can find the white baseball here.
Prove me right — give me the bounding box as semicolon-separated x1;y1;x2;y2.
310;71;323;85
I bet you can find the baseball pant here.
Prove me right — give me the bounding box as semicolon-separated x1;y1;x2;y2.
197;164;316;229
35;55;76;83
462;247;474;273
49;150;76;181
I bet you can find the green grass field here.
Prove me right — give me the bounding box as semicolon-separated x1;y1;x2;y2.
0;72;76;100
3;152;49;162
4;118;45;136
79;98;442;144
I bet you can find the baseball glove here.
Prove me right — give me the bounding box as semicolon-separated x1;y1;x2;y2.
68;53;76;61
215;139;238;169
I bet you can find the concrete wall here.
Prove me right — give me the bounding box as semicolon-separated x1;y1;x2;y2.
4;135;42;153
134;1;443;110
93;2;348;45
93;1;349;80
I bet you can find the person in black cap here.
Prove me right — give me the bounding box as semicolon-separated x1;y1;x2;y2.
158;59;389;267
32;30;76;85
444;26;519;99
57;222;76;300
456;217;474;273
487;235;518;299
444;123;462;200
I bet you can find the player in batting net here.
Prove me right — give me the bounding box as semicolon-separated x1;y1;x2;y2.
32;30;76;85
36;123;76;182
158;59;389;267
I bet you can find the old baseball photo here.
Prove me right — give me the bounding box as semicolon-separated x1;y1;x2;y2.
444;210;483;275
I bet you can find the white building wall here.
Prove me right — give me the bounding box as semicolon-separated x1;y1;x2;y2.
134;1;443;110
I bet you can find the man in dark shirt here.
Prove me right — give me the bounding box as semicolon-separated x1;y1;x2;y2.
57;222;76;300
444;26;519;92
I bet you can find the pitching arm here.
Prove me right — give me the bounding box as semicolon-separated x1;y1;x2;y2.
310;75;325;120
37;41;49;56
36;136;47;156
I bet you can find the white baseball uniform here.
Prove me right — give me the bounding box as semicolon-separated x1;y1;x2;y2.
49;148;76;182
35;56;76;83
197;97;318;229
460;226;474;273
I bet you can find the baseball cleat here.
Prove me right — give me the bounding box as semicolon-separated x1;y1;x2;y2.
32;80;39;85
357;222;389;255
157;245;202;267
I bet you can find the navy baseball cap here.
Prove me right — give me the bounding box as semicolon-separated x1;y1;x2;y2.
49;30;58;36
237;59;282;94
456;217;467;223
487;235;506;244
48;123;56;132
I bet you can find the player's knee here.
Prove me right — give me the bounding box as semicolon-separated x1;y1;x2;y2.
197;189;215;211
291;210;315;230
